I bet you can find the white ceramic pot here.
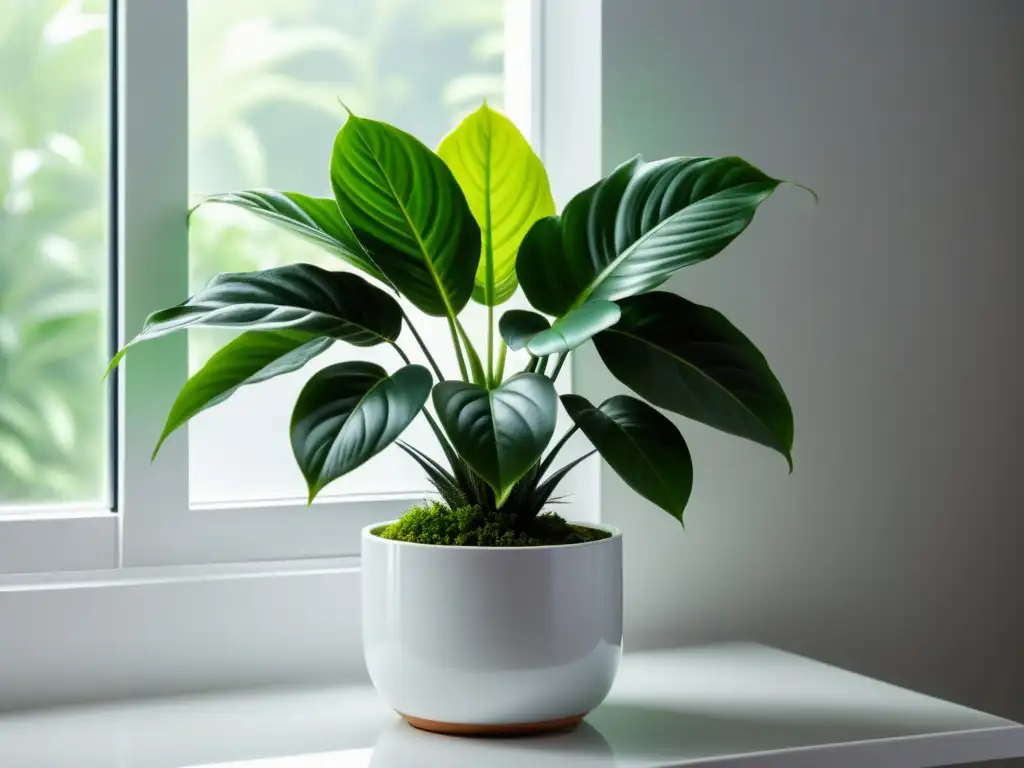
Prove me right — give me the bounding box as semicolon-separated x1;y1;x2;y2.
361;521;623;735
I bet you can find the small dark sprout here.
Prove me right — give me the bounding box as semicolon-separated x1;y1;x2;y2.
375;501;610;547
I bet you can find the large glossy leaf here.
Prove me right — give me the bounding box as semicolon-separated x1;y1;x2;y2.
593;291;793;466
437;103;555;306
524;300;620;357
562;394;692;523
432;373;557;503
290;362;432;502
498;309;550;351
331;114;480;317
153;331;332;459
108;265;401;373
197;190;386;282
518;155;782;316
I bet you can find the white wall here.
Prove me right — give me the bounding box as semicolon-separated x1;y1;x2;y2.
586;0;1024;722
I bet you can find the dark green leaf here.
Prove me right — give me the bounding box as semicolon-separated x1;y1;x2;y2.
518;155;782;316
397;441;468;509
593;291;793;466
331;115;480;317
108;265;401;374
153;330;332;459
534;449;596;510
291;362;432;503
498;309;550;351
197;190;386;282
432;373;558;503
562;394;692;522
525;300;621;357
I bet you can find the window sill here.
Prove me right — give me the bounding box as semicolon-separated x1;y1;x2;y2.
2;645;1021;767
0;558;365;711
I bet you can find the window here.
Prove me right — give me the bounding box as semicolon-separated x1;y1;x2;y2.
1;0;559;573
0;0;600;708
0;0;112;513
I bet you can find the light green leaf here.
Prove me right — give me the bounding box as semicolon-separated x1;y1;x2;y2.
593;291;793;467
331;114;480;317
562;394;692;523
153;331;332;459
437;103;555;306
290;362;433;503
432;373;557;503
196;190;385;282
518;155;783;316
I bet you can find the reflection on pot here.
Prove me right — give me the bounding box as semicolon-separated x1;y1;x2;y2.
369;718;616;768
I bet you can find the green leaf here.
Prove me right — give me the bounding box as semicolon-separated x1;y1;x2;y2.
437;103;555;306
518;155;782;316
196;190;386;282
593;291;793;466
562;394;692;522
498;309;550;351
290;362;432;503
432;373;558;503
153;331;332;460
107;265;401;374
498;302;621;357
525;300;621;357
534;449;597;510
331;114;480;317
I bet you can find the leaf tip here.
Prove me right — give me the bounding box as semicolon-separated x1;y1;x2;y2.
785;180;818;205
337;97;355;117
102;349;126;381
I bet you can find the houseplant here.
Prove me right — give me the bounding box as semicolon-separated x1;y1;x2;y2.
110;103;800;734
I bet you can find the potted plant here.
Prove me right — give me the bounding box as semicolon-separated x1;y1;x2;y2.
110;103;802;735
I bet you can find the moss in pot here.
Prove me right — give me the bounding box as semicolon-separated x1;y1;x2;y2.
108;102;808;732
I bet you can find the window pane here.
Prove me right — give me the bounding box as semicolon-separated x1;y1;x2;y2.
0;0;111;508
187;0;514;505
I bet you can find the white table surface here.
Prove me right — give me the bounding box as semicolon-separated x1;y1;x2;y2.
1;644;1021;768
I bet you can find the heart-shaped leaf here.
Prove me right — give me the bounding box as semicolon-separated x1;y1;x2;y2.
432;373;558;503
291;362;432;502
153;331;332;459
593;291;793;466
518;155;782;316
562;394;692;522
108;265;401;373
196;190;385;282
525;300;621;357
331;114;480;317
437;103;555;306
498;309;550;351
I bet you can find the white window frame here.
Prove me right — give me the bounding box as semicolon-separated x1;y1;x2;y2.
0;0;601;709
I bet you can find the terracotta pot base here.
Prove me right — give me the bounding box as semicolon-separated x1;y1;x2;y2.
399;711;587;736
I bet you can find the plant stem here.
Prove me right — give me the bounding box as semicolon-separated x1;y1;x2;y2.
539;425;579;478
549;352;567;382
402;310;444;381
486;304;494;387
494;340;507;385
536;355;549;376
525;356;539;374
390;342;412;365
447;316;470;381
422;408;452;457
455;317;487;385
